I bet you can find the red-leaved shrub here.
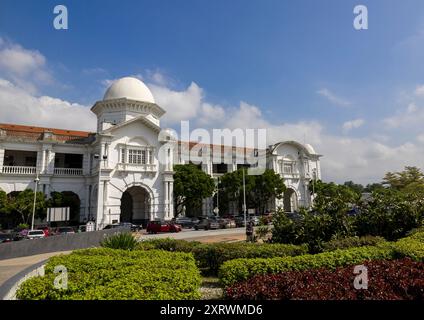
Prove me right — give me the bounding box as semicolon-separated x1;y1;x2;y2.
226;258;424;300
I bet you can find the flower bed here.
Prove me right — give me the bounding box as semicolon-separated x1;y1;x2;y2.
16;248;201;300
225;258;424;300
219;231;424;287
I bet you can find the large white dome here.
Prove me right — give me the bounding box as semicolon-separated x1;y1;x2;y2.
103;77;155;103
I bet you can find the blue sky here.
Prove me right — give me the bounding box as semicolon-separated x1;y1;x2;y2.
1;0;424;183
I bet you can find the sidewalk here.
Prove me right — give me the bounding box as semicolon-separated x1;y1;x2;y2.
0;251;71;287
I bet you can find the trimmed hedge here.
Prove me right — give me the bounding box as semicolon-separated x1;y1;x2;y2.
16;248;201;300
219;231;424;286
137;238;308;275
225;258;424;300
321;236;386;252
218;244;393;286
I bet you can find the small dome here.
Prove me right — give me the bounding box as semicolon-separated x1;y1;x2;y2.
304;143;316;154
103;77;155;103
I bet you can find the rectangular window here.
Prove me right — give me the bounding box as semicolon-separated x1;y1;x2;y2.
141;150;146;164
121;149;125;163
129;149;143;164
283;162;293;174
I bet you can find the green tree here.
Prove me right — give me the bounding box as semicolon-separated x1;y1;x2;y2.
343;181;364;194
364;183;385;193
173;164;215;216
6;189;46;225
383;166;424;191
355;188;423;240
251;169;286;214
220;168;285;214
47;191;80;222
312;180;361;215
0;190;7;214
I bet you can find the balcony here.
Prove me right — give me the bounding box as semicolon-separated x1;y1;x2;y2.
282;172;301;180
116;163;156;172
53;167;83;176
1;166;37;175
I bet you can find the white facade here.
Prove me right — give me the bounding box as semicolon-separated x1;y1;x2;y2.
0;77;322;229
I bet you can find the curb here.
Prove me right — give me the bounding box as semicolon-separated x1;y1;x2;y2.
0;259;48;300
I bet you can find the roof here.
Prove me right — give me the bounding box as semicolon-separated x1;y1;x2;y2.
103;77;155;104
0;123;94;144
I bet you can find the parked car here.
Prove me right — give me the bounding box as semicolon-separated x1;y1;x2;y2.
0;233;13;243
119;222;142;232
146;221;182;234
55;227;75;235
234;216;246;227
37;226;52;237
194;217;220;230
214;217;235;229
249;215;261;226
26;230;46;240
103;223;120;230
174;217;195;228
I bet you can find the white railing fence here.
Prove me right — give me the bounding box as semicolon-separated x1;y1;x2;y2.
1;166;36;175
53;167;83;175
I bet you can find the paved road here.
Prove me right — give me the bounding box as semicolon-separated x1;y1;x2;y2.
138;227;246;242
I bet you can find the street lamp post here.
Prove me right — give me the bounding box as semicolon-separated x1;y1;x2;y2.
31;173;40;230
242;168;247;235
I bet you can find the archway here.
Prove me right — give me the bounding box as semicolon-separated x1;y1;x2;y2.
48;191;81;226
120;186;151;227
283;188;298;212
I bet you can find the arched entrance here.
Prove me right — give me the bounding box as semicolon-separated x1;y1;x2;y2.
283;188;298;212
120;186;151;226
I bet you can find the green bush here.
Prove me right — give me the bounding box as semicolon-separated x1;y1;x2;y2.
137;238;201;252
321;236;386;252
100;232;138;250
219;231;424;286
17;248;201;300
219;244;394;286
137;238;308;275
391;231;424;261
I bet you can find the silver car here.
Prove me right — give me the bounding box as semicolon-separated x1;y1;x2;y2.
26;230;46;240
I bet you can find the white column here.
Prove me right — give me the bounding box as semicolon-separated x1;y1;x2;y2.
100;143;105;169
164;180;169;219
83;152;90;175
0;148;5;168
47;149;55;174
169;181;174;219
96;182;104;230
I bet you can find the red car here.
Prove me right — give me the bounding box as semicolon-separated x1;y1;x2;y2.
146;221;182;234
37;226;52;237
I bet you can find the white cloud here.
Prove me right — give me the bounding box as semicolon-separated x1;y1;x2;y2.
316;88;351;107
149;82;203;124
417;133;424;143
0;38;422;185
0;38;53;93
342;118;364;133
0;79;96;131
383;102;424;128
415;85;424;96
147;77;424;184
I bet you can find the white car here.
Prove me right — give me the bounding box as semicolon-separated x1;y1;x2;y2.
26;230;46;240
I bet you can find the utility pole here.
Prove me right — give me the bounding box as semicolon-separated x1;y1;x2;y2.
31;172;40;230
243;168;247;231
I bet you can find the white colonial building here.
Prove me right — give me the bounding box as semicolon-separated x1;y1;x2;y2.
0;77;321;229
